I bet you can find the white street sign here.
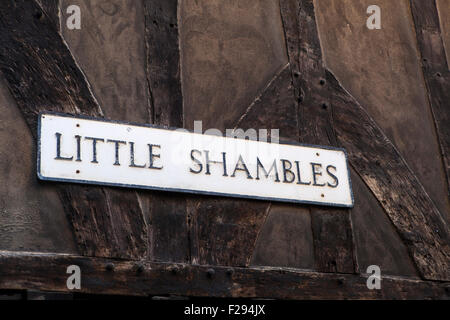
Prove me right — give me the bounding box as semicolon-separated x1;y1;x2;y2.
38;113;354;207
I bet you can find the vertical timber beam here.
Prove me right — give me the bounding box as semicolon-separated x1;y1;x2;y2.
143;0;190;263
280;0;357;274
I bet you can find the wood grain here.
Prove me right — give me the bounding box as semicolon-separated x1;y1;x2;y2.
61;0;151;124
314;0;449;218
144;0;183;126
0;77;78;254
328;68;450;280
37;0;60;30
280;0;449;280
280;0;356;274
0;0;148;260
411;0;450;200
349;168;418;277
250;204;315;269
313;0;446;276
179;0;289;131
142;0;190;263
0;251;448;299
189;63;300;267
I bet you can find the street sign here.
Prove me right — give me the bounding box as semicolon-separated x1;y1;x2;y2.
38;113;354;207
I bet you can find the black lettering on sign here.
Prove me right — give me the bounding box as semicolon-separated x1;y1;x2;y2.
85;136;104;164
107;139;127;166
129;142;146;168
281;159;295;183
295;161;311;186
311;162;326;187
204;150;228;176
326;165;339;188
148;144;163;170
231;155;253;179
256;157;280;182
54;132;73;161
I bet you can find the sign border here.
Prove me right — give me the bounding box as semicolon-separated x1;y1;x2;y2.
37;111;354;208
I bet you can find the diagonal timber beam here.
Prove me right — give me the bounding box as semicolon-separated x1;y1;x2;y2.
0;0;148;260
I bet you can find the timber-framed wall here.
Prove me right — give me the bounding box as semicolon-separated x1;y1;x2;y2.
0;0;448;299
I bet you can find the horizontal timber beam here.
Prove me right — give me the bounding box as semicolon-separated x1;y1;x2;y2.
0;251;448;299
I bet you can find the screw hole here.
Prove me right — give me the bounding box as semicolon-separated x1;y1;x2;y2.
76;170;80;174
207;268;215;278
226;269;234;276
105;263;115;271
33;11;43;20
136;264;144;274
319;79;326;86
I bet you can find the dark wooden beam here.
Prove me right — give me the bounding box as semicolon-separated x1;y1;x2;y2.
143;0;183;126
0;251;448;299
279;0;356;274
0;0;148;260
410;0;450;197
142;0;190;263
36;0;60;30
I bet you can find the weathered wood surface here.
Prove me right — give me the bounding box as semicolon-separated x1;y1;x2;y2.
180;0;288;131
328;69;450;281
349;169;418;277
280;0;357;274
179;0;299;267
61;0;151;124
0;0;449;298
278;0;450;280
142;0;190;263
187;66;300;267
0;0;148;260
315;0;449;219
411;0;450;201
37;0;60;29
313;0;447;276
0;251;448;299
0;77;78;254
437;0;450;65
144;0;183;126
251;204;315;269
189;198;268;267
